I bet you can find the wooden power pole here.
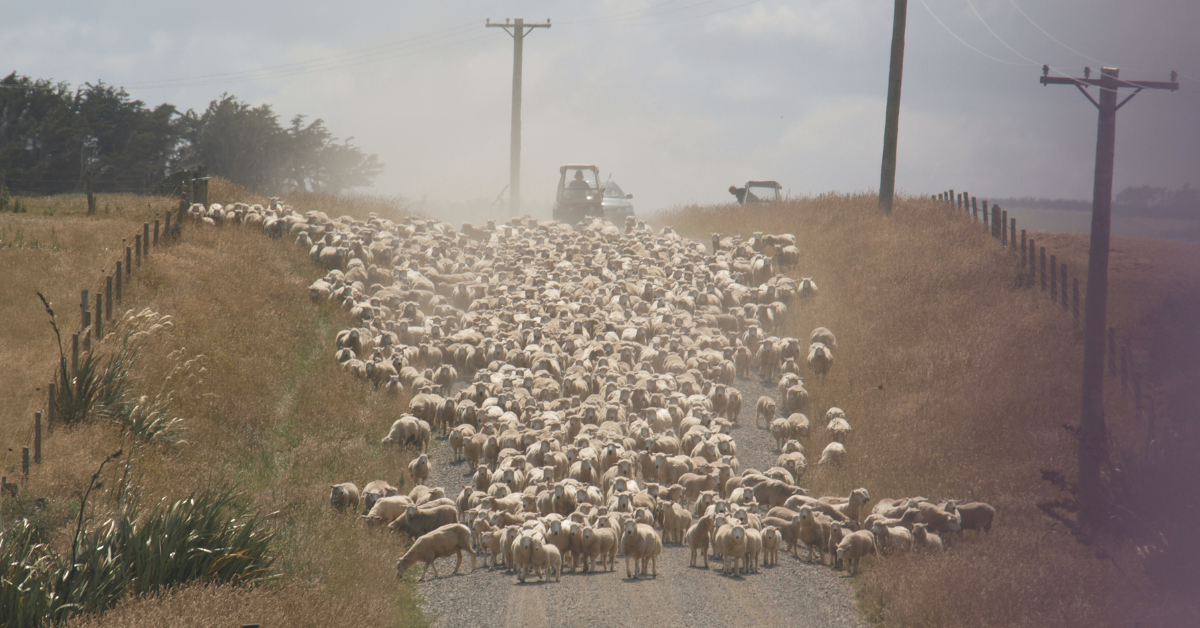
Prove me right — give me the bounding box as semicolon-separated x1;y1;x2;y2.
1040;66;1178;525
487;18;551;217
878;0;908;214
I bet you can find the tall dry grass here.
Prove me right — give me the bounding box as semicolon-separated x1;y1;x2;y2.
658;194;1196;627
4;194;426;627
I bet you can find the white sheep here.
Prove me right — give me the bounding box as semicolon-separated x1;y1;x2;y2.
836;530;877;575
819;441;847;466
807;342;834;381
395;523;475;581
621;520;662;579
329;482;359;512
408;454;431;485
714;522;748;576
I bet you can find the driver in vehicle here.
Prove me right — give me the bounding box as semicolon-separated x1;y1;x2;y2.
568;170;591;190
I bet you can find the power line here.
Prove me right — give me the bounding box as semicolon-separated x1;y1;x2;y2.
1007;0;1103;66
966;0;1039;65
916;0;1031;66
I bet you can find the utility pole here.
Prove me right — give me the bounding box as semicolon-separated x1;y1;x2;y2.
1040;66;1178;526
487;17;551;217
878;0;908;214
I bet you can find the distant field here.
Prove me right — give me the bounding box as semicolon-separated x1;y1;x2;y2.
1000;204;1200;243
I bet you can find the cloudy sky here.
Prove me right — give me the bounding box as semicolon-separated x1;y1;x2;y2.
5;0;1198;215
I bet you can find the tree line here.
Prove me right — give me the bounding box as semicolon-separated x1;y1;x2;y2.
0;72;382;196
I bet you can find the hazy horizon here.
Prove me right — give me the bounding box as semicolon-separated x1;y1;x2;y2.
6;0;1198;215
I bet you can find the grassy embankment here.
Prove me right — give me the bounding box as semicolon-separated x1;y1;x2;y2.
659;194;1199;628
1;183;427;627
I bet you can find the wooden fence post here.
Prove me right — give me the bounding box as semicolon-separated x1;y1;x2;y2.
105;275;113;320
1000;209;1008;246
1050;255;1057;300
992;205;1002;239
1108;327;1117;377
48;383;57;431
95;292;103;338
1061;264;1068;311
125;244;132;277
34;413;41;464
1021;230;1027;266
1040;247;1047;291
135;234;142;267
143;223;150;256
80;290;90;332
971;196;978;221
1010;218;1016;250
86;170;95;215
956;192;962;210
116;262;123;301
982;200;989;229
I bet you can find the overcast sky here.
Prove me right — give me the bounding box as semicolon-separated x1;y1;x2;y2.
5;0;1198;215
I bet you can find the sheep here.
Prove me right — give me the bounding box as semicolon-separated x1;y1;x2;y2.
819;441;847;466
798;505;833;564
798;277;818;299
810;327;837;350
827;488;871;526
769;418;791;450
621;520;662;579
807;343;834;381
579;524;617;572
761;525;781;566
361;480;399;513
408;454;431;485
743;526;763;573
828;521;848;569
827;417;851;443
659;500;693;545
395;523;475;581
872;521;914;554
449;425;476;462
362;495;413;528
836;530;877;575
714;522;748;576
755;396;777;429
912;523;944;552
329;482;360;512
512;531;541;582
529;538;562;582
388;504;458;538
786;412;810;440
685;514;716;568
955;501;996;537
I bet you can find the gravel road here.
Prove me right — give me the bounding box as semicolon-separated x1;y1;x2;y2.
416;371;867;628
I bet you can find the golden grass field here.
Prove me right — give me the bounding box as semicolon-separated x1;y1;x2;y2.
659;195;1199;627
2;185;1195;627
1;186;425;628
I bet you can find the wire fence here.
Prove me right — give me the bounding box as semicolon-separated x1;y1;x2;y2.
1;169;208;505
931;189;1158;435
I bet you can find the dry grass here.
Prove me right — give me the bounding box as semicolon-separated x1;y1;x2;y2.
3;194;427;627
658;194;1198;627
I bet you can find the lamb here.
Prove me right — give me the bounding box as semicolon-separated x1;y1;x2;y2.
807;343;834;381
621;520;662;579
714;522;748;576
786;412;810;440
912;523;944;552
819;441;847;466
329;482;360;512
743;526;763;573
761;515;802;558
827;521;848;569
659;500;693;545
395;523;475;581
770;418;791;450
955;501;996;537
512;531;541;582
408;454;431;485
529;538;562;582
836;530;877;575
685;514;716;568
761;525;781;566
755;396;777;429
465;433;486;469
388;504;458;538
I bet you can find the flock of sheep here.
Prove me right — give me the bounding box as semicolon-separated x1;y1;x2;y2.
191;201;996;584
